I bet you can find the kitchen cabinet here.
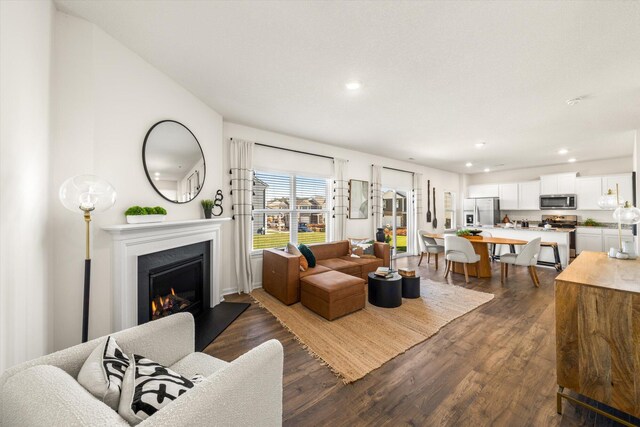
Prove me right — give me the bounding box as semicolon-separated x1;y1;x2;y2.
498;183;518;210
603;228;634;251
602;173;633;206
517;180;540;210
575;176;602;210
540;173;576;195
467;184;499;198
576;227;603;254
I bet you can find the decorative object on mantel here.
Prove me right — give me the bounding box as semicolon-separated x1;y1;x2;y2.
432;187;438;229
59;174;116;343
201;199;214;219
426;180;432;223
598;183;639;259
212;189;224;216
142;120;206;204
125;206;167;224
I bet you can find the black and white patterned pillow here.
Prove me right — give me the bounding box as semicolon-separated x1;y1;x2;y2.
118;355;202;424
77;336;130;410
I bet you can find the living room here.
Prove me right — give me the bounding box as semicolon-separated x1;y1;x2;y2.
1;1;639;426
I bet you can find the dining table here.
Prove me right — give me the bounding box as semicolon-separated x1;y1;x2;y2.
423;233;528;278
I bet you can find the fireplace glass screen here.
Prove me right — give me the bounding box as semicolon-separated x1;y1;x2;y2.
149;255;203;320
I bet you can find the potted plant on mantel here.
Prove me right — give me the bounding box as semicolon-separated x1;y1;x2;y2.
201;199;214;219
125;206;167;224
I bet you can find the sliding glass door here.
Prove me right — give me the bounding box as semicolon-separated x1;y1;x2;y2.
382;188;409;257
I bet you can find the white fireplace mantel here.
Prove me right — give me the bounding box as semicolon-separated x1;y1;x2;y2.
102;218;231;331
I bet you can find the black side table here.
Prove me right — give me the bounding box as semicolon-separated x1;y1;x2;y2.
367;272;402;308
401;276;421;299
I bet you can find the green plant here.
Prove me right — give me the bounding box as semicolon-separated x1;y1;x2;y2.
143;207;156;214
153;206;167;215
456;229;471;236
201;199;214;210
584;218;600;227
125;206;146;216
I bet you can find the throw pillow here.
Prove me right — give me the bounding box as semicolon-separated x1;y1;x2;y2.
297;244;316;268
349;238;375;256
287;242;307;271
118;354;201;425
77;336;130;411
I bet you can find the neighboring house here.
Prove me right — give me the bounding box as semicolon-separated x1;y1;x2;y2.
252;177;268;234
382;190;407;227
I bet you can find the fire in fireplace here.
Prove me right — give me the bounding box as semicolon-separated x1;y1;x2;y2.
138;242;210;325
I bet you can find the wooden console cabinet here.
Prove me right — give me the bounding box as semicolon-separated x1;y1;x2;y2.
555;251;640;423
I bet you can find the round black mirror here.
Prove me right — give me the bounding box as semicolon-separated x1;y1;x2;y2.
143;120;206;203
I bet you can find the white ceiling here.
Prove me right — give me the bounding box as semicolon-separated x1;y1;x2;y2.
55;0;640;174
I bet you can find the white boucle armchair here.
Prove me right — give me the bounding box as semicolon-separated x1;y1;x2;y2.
0;313;284;426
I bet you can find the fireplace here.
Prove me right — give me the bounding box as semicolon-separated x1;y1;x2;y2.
137;241;210;325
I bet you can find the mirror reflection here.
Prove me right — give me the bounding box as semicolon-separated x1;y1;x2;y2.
143;120;206;203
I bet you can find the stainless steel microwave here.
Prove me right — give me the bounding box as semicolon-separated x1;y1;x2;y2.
539;194;577;210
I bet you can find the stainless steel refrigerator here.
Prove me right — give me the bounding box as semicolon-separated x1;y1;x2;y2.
463;197;500;227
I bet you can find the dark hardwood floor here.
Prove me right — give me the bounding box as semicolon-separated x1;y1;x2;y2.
204;257;629;426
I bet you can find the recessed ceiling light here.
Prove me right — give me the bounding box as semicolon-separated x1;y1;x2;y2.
484;168;491;173
345;81;362;90
154;172;160;176
568;158;577;163
475;141;486;148
408;157;415;160
566;97;582;106
558;148;569;155
154;177;159;181
465;162;473;167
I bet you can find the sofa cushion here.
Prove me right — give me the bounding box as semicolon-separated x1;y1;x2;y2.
309;240;350;260
119;354;201;425
299;264;331;278
298;244;316;268
170;352;229;379
77;336;129;411
286;243;307;271
316;258;361;276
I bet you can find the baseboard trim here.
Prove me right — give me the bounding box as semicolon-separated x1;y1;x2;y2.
221;282;262;296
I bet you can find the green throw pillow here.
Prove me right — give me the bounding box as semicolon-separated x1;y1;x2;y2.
298;244;316;268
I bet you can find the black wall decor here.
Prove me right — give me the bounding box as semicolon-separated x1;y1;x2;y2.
213;190;224;217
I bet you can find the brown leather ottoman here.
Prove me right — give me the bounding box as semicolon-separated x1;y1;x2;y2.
300;270;365;320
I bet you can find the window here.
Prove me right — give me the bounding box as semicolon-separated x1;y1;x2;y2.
252;171;330;251
444;191;456;229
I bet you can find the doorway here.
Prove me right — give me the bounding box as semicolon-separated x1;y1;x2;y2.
382;188;409;257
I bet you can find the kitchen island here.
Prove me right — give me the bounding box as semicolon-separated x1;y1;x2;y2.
555;251;640;424
476;226;572;268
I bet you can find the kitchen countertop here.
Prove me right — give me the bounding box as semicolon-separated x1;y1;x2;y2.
577;223;633;230
474;225;575;233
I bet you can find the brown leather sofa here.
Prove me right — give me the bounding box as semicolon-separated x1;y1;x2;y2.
262;240;390;305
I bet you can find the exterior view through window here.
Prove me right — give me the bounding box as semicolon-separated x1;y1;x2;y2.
252;171;330;250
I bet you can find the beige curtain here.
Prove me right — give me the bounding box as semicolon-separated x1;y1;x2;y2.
410;173;423;255
332;158;348;241
371;165;383;237
230;139;254;293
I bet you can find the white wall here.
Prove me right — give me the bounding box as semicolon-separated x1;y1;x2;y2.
222;122;461;290
51;12;226;351
467;156;631;185
0;0;55;371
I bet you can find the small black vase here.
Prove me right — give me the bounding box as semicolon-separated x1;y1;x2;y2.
376;228;386;243
204;209;212;219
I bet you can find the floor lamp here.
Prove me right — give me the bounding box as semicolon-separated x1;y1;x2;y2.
59;175;116;343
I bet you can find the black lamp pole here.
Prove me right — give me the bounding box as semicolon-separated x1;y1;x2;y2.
82;208;94;343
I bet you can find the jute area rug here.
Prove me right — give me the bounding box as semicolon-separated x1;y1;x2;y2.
251;279;494;383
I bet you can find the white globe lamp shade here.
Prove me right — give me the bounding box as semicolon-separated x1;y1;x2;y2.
597;189;621;210
613;203;640;225
59;175;117;213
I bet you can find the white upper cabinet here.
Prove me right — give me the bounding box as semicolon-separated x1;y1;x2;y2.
517;180;540;210
575;176;602;210
540;173;576;195
602;173;633;206
467;184;499;198
498;183;518;210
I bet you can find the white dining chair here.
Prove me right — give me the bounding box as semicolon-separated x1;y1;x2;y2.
444;235;481;284
499;237;541;287
480;230;498;261
418;230;445;269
